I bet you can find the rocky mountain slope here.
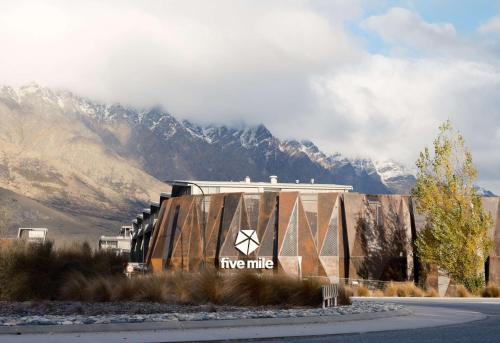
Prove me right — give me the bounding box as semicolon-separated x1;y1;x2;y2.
0;187;120;244
0;84;169;225
0;84;421;239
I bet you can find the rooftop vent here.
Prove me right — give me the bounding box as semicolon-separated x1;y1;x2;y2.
244;176;251;183
269;175;278;184
310;178;315;184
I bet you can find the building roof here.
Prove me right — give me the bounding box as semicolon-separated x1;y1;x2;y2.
168;178;353;191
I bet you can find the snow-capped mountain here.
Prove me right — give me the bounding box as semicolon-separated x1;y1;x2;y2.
0;84;417;200
475;186;497;197
3;83;495;240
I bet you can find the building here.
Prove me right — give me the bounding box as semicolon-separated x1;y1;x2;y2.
98;226;133;255
17;228;48;243
130;194;170;263
131;177;352;268
128;178;500;297
167;176;353;197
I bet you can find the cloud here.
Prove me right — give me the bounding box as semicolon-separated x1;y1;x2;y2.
0;1;499;193
309;56;500;182
361;7;465;57
362;7;457;51
479;16;500;34
0;0;362;123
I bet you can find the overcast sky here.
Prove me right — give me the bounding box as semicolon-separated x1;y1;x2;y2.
1;0;499;193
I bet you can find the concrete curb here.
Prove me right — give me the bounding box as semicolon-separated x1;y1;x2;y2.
0;308;411;335
353;297;500;303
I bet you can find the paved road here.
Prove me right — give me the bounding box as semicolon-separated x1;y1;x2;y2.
1;298;496;342
232;298;500;343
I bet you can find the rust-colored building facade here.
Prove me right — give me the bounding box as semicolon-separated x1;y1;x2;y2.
132;192;500;290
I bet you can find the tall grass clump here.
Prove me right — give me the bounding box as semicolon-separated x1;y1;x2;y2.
398;282;423;297
59;270;346;307
342;285;354;298
338;285;352;306
192;268;225;304
356;285;370;297
425;288;438;297
0;241;126;301
0;241;350;307
382;282;423;297
455;285;470;297
384;282;398;296
224;272;323;306
481;283;500;298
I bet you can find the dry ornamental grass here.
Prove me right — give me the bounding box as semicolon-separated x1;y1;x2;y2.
61;270;347;307
481;283;500;297
355;286;370;297
0;242;351;306
455;285;470;298
0;241;126;301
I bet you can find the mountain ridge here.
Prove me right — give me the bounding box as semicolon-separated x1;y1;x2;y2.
5;83;494;240
0;83;417;196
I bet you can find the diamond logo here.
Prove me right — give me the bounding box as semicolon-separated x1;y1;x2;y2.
235;229;260;255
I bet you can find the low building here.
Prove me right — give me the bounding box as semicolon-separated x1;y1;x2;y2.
167;176;353;197
128;177;500;297
17;228;48;243
98;226;132;255
129;178;352;265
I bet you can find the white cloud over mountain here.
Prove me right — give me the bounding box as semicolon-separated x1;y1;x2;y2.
479;16;500;34
0;0;498;192
361;7;459;54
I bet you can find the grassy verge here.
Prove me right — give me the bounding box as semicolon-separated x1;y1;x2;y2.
0;242;351;306
351;281;500;298
0;241;126;301
60;270;352;307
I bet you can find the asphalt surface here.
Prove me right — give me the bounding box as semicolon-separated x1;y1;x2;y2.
0;298;496;342
231;299;500;343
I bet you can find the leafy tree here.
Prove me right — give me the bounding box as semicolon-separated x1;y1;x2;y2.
413;120;493;292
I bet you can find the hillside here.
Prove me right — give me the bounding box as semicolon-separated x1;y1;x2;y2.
0;187;120;244
0;84;421;241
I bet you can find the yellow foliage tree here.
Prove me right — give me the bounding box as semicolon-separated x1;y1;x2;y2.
413;120;493;292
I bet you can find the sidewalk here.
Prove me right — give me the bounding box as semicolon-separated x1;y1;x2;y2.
352;296;500;303
0;305;485;343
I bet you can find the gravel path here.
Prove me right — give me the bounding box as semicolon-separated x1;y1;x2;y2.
0;301;404;326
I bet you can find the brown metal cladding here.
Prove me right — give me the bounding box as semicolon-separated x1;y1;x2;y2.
317;193;337;252
168;196;196;271
204;193;225;267
149;199;173;272
146;192;500;286
296;195;322;277
255;192;277;260
483;197;500;284
145;201;168;264
318;193;340;281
